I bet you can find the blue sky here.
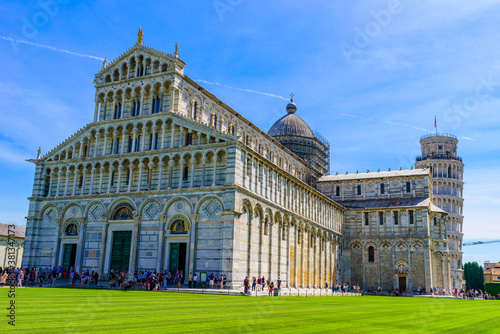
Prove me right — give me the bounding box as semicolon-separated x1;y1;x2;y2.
0;0;499;265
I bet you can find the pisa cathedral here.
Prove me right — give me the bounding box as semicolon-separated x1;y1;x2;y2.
22;33;465;291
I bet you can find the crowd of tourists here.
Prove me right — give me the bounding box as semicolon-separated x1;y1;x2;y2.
2;266;499;300
243;276;277;295
106;270;231;291
0;266;65;287
0;267;232;291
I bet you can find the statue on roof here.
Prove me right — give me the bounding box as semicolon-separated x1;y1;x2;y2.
138;27;143;44
102;58;108;69
174;42;179;58
36;147;41;160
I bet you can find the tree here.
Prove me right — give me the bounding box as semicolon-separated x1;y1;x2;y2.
463;262;484;291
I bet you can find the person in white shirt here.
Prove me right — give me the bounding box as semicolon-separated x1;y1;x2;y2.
17;272;24;287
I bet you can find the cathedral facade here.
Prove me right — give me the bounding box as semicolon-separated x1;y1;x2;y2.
21;36;464;292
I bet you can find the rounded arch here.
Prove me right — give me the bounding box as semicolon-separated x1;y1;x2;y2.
60;202;84;219
350;241;362;250
108;197;137;219
254;203;264;221
264;207;274;224
195;195;224;215
364;241;377;249
139;198;162;220
241;198;253;217
164;196;193;215
84;200;106;222
38;203;59;219
274;211;282;225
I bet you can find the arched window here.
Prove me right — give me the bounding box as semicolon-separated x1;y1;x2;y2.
368;246;375;262
193;101;198;120
113;102;121;119
185;133;193;146
152;97;161;114
212;114;218;128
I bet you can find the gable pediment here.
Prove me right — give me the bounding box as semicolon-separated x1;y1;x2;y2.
40;111;233;163
94;43;185;86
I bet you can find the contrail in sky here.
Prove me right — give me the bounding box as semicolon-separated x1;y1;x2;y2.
195;79;288;101
0;36;105;61
385;120;433;133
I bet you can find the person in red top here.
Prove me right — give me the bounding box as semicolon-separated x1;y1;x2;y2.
268;282;274;296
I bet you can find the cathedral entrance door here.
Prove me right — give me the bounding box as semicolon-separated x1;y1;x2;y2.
62;244;77;269
110;231;132;272
399;276;407;291
169;243;187;279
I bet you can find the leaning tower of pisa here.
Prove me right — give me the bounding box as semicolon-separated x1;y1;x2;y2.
415;133;464;289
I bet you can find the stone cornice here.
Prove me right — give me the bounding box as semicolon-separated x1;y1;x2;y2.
28;184;231;202
94;69;179;89
38;141;233;167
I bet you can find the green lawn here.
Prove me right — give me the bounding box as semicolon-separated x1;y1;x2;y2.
3;288;500;333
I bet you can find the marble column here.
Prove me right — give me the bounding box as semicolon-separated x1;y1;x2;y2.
116;166;124;193
178;160;185;189
72;170;79;196
55;171;62;196
212;156;218;187
98;216;109;277
75;218;87;272
129;214;140;274
160;124;166;149
156;215;166;272
157;162;164;190
189;160;195;187
63;171;70;196
137;164;145;191
89;168;96;194
52;218;63;269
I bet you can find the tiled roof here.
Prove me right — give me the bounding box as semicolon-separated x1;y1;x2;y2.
318;168;430;182
268;113;314;138
0;223;26;238
337;197;446;213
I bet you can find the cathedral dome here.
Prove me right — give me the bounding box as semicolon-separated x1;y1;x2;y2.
268;100;314;138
